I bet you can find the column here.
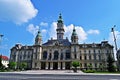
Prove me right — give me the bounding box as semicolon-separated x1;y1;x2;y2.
39;62;41;69
59;52;61;60
46;62;48;69
63;52;65;60
62;62;65;69
47;50;49;60
58;62;61;69
77;52;79;59
52;52;54;60
82;54;84;60
50;62;53;70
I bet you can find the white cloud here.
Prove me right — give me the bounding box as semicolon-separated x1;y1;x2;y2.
40;22;48;27
48;22;87;43
42;29;47;33
87;29;100;34
27;24;48;43
0;0;38;24
27;24;39;36
49;22;57;39
64;24;87;43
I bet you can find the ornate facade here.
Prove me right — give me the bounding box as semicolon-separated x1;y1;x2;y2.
10;14;115;70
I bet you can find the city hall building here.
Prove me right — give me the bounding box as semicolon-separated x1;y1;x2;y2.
10;14;115;70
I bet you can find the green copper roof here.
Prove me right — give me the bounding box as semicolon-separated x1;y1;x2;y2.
72;27;77;36
57;13;63;23
36;30;42;39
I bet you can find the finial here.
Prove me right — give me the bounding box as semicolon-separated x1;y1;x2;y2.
59;13;61;16
73;25;76;31
37;26;40;33
74;26;75;29
59;13;62;19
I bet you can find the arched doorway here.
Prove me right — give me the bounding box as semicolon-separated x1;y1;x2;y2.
53;62;58;70
65;62;71;70
41;62;46;69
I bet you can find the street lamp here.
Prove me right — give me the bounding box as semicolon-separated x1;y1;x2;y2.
111;25;120;71
0;34;4;55
111;25;118;52
0;34;4;44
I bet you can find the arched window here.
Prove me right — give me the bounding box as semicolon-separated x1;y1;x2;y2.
65;50;71;59
60;53;63;60
43;51;47;60
54;51;59;60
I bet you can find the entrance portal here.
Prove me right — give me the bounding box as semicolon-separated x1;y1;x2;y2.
65;62;71;70
53;62;58;70
41;62;46;69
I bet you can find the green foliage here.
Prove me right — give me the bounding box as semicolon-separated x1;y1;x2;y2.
72;61;80;68
18;62;27;70
87;64;92;69
8;62;16;70
107;54;116;72
83;69;95;73
72;61;80;72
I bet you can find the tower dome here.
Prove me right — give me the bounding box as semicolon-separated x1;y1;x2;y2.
56;13;65;40
71;27;78;44
35;30;42;45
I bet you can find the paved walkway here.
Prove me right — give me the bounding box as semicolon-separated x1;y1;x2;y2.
20;70;84;74
1;70;120;75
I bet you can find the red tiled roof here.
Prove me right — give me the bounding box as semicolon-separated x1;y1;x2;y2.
0;56;9;60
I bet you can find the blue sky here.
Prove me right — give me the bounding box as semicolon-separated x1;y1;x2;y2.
0;0;120;58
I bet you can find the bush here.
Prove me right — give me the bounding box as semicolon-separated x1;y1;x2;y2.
72;61;80;68
83;69;95;73
72;61;80;72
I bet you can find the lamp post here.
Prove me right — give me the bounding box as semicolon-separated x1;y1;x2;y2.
0;34;4;44
0;34;4;55
111;25;118;52
111;25;120;71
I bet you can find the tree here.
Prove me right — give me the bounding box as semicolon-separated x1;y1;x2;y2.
8;62;17;70
107;54;116;72
87;64;92;70
21;62;27;70
72;61;80;72
18;62;27;70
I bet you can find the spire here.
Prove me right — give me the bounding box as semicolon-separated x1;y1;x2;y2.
71;26;78;44
57;13;63;23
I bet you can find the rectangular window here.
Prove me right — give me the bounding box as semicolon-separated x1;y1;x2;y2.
95;63;97;68
84;55;87;60
89;50;91;53
89;55;91;60
84;63;87;67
